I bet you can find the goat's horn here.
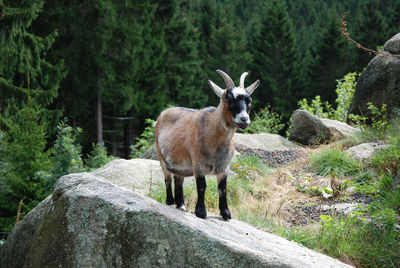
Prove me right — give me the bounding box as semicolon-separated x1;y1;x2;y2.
216;70;235;89
240;72;248;88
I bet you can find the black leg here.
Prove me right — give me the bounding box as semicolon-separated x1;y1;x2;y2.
218;174;231;220
174;176;185;210
165;175;174;205
195;175;207;219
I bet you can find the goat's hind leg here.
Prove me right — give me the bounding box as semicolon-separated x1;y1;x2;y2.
174;175;186;211
217;172;231;220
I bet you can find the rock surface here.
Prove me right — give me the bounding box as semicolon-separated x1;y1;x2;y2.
348;33;400;119
346;143;387;161
384;33;400;54
92;158;165;196
141;144;159;160
0;173;352;268
234;133;301;151
289;110;360;145
233;133;303;167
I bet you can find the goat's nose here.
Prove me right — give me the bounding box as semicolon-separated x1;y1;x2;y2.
240;116;248;123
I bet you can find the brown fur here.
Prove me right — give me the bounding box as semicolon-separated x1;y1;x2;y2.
155;92;237;178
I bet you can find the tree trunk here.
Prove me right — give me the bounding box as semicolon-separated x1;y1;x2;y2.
97;89;103;144
124;118;132;159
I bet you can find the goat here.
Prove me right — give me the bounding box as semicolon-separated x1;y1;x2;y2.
154;70;259;220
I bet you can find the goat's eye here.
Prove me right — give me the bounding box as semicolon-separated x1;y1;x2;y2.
245;96;252;103
226;92;234;102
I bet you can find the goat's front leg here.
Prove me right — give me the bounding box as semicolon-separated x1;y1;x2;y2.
217;172;231;220
165;174;174;205
195;174;207;219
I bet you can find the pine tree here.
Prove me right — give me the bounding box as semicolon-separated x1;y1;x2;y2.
310;12;356;104
0;0;64;230
160;0;205;109
208;17;252;88
0;101;53;231
250;0;304;120
354;0;387;68
37;0;162;155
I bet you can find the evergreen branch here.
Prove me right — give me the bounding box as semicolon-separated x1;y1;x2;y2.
340;12;400;59
0;3;5;18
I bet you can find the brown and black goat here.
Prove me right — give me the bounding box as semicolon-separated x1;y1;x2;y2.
155;70;259;220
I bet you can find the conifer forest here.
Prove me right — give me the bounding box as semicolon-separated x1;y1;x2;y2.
0;0;399;242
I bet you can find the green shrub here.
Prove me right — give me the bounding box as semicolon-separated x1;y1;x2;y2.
0;103;53;231
50;122;84;181
244;105;285;134
334;72;359;122
130;118;155;158
298;72;359;121
370;137;400;176
298;95;335;119
86;142;116;170
310;147;361;178
316;211;399;267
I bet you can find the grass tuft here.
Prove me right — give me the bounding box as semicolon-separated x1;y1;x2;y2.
310;147;361;178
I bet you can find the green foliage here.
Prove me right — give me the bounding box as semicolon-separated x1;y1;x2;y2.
0;102;53;231
230;155;270;182
49;122;84;186
370;137;400;176
348;102;389;140
334;72;359;121
86;143;116;171
244;105;285;134
310;147;361;178
309;12;357;103
298;72;359;121
316;210;399;267
130;119;155;158
298;95;335;119
296;179;334;199
250;0;305;119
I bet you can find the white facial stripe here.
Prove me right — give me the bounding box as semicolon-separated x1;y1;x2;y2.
231;87;247;98
234;110;250;124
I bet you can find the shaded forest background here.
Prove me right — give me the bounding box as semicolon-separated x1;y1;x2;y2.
0;0;399;230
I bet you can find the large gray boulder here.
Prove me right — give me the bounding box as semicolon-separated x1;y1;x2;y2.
92;158;165;196
348;33;400;119
1;173;352;268
289;110;360;145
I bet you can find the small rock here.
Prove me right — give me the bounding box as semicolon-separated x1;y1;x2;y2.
346;143;388;161
392;168;400;188
345;186;357;194
320;203;359;215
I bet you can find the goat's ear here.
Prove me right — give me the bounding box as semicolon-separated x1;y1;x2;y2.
208;80;224;98
245;79;260;95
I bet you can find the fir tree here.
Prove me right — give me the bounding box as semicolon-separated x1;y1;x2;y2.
310;12;355;104
354;0;387;68
250;0;304;120
0;0;64;230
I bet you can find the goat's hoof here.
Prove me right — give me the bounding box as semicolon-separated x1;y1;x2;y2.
195;206;207;219
166;197;175;205
220;208;231;220
177;204;186;212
